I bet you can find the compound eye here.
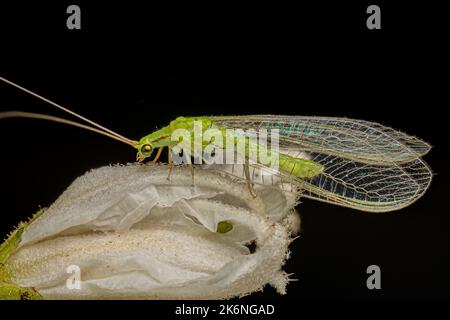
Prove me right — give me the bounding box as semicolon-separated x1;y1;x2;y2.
141;144;153;156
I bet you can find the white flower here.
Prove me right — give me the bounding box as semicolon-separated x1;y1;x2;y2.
2;164;300;299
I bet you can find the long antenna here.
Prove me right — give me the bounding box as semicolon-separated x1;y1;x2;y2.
0;111;137;147
0;76;135;145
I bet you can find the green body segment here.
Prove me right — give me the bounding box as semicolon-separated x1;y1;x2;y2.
278;154;323;179
239;135;323;179
138;116;215;148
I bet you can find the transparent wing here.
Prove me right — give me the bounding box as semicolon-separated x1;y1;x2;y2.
207;115;432;212
210;115;431;163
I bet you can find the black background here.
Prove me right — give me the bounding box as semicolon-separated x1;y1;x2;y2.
0;0;448;311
